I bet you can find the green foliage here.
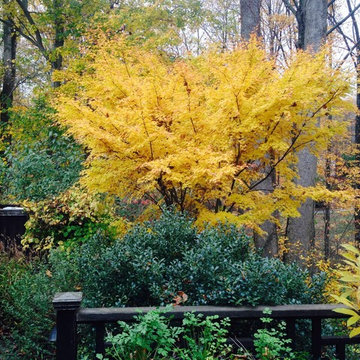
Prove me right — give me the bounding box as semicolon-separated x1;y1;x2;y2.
0;212;329;359
98;307;181;360
97;308;232;360
64;210;325;308
176;313;232;360
22;186;118;254
0;254;78;359
253;309;295;360
1;97;84;202
92;0;205;52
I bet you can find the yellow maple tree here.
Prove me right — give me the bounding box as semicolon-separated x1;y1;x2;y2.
54;34;353;231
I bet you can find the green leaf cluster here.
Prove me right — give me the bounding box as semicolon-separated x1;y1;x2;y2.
1;96;84;202
254;309;295;360
97;309;232;360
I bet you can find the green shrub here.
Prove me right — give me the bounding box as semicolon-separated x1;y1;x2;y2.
22;186;119;254
2;97;84;202
176;312;232;360
66;210;325;308
97;308;232;360
0;254;78;360
0;256;55;359
253;309;295;360
0;211;328;359
98;307;181;360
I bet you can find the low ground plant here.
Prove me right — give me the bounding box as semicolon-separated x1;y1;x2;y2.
253;309;295;360
96;309;234;360
96;307;313;360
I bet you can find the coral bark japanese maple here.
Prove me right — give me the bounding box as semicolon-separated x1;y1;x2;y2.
54;35;352;231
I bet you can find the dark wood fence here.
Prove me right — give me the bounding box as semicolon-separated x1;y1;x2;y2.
53;292;360;360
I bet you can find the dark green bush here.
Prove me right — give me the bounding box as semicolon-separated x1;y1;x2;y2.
1;96;84;201
0;255;78;360
65;211;325;308
0;211;328;359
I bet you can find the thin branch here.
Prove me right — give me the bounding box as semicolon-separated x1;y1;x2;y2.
346;0;360;43
328;11;359;69
338;38;360;68
249;91;340;191
281;0;297;17
328;12;355;44
328;0;336;8
0;17;46;59
327;3;360;36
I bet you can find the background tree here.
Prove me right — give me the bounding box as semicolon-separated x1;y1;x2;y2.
241;0;261;40
327;0;360;244
1;0;17;127
281;0;328;263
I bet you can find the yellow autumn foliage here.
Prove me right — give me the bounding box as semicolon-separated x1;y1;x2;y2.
332;244;360;338
54;34;353;230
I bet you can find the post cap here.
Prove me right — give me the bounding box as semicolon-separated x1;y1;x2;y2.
53;292;83;310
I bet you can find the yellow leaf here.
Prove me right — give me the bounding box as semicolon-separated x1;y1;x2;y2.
349;327;360;338
347;315;360;327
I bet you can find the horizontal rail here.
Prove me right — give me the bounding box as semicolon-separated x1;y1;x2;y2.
53;292;357;360
77;303;347;323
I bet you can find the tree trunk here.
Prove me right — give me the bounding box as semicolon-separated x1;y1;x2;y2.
240;0;261;40
51;0;64;88
241;0;278;256
285;0;327;264
1;7;17;129
253;176;279;257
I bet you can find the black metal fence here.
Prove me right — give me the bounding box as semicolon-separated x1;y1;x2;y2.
53;292;360;360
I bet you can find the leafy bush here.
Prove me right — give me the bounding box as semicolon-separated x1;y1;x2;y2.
176;312;232;360
64;210;325;308
0;254;78;360
253;309;295;360
98;307;181;360
97;308;232;360
0;211;328;359
22;186;121;254
2;96;84;202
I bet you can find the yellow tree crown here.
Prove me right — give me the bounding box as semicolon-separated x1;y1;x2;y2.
54;35;352;230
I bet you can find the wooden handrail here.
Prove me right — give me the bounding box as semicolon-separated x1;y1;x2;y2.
77;303;347;323
53;292;358;360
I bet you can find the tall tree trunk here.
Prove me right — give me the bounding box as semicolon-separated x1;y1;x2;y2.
240;0;261;40
285;0;327;264
1;6;17;131
241;0;278;256
51;0;64;88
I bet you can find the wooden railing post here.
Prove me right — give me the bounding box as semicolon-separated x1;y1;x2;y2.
53;292;83;360
311;318;322;360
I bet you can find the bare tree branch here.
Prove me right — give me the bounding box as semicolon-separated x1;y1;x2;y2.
346;0;360;42
14;0;47;56
327;3;360;36
282;0;297;16
328;0;336;8
340;38;360;66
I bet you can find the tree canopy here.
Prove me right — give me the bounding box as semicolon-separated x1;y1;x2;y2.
54;36;352;231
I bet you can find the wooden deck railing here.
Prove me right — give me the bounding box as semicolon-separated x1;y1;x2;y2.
53;292;360;360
